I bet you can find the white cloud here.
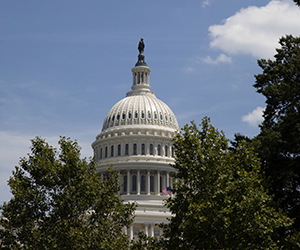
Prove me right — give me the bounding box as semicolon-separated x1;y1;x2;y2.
242;106;265;126
202;0;213;8
208;0;300;58
202;53;232;64
184;66;194;72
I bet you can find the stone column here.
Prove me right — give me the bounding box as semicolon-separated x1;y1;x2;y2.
150;223;154;237
157;171;160;195
147;170;150;195
130;224;133;240
145;223;148;237
137;169;140;195
127;170;130;195
167;171;170;187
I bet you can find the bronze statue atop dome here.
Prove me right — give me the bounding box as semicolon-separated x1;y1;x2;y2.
138;38;145;54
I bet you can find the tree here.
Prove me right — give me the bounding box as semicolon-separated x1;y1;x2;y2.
0;137;135;250
162;118;291;250
294;0;300;7
253;35;300;233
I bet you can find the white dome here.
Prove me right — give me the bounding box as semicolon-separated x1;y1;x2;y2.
102;91;179;132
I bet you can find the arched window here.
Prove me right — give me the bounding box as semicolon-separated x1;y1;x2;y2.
172;147;174;157
100;148;102;159
157;145;161;156
117;114;120;120
141;175;146;192
148;112;151;118
132;175;137;192
125;144;129;155
150;144;154;155
133;143;137;155
128;112;132;119
122;113;126;119
141;112;145;118
154;113;157;119
165;145;168;157
135;112;138;119
141;144;145;155
105;147;108;158
123;175;127;192
118;144;121;156
150;176;154;192
111;145;114;157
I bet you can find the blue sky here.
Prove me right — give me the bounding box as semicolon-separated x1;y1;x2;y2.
1;0;300;203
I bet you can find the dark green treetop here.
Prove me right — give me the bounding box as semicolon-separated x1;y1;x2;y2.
253;35;300;236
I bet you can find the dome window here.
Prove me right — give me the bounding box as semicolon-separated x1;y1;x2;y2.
150;144;154;155
132;175;137;192
108;117;111;122
165;146;168;157
111;145;114;157
154;113;157;119
133;143;137;155
135;112;138;119
128;112;132;119
172;147;174;157
157;145;161;156
118;144;121;156
141;112;145;118
141;175;146;192
141;144;145;155
100;148;102;159
117;114;120;120
165;115;168;121
112;115;115;121
105;147;108;158
160;114;163;120
170;117;172;122
125;144;129;155
122;113;126;119
148;112;151;119
150;176;154;192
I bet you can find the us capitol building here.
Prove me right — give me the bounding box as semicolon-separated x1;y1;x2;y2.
92;39;179;240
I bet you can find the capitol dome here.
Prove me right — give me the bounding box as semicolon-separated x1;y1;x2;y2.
102;85;179;132
92;39;178;240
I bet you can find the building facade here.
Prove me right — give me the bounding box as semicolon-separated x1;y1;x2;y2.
92;41;179;240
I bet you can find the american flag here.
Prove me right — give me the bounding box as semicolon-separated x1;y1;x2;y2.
162;187;171;195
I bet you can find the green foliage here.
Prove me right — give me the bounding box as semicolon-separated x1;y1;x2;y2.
0;136;135;250
129;232;162;250
163;118;292;250
253;35;300;233
294;0;300;7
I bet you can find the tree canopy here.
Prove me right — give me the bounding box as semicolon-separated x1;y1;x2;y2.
253;35;300;234
294;0;300;7
162;118;291;250
0;137;135;250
